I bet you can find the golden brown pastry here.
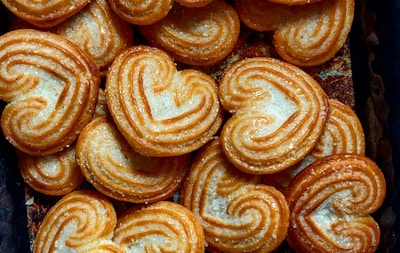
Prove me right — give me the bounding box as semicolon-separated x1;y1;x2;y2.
34;190;118;253
273;0;354;67
53;0;134;75
180;138;289;252
285;154;386;253
264;98;365;191
76;117;190;203
113;201;205;252
0;29;101;156
0;0;90;28
218;57;329;174
108;0;173;25
233;0;290;32
234;0;354;67
17;146;84;196
175;0;214;7
138;0;240;66
106;45;223;157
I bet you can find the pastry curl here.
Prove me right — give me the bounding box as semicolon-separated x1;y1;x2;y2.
0;0;89;28
113;201;205;253
218;57;329;174
180;138;289;252
285;154;386;253
0;29;100;155
139;0;240;66
76;117;190;203
108;0;173;25
34;190;117;253
106;45;223;156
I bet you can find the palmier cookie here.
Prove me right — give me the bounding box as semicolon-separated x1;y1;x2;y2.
108;0;173;25
234;0;354;67
34;190;123;253
218;57;329;174
76;117;190;203
138;0;240;66
175;0;214;7
180;138;289;252
264;98;365;191
17;145;84;196
53;0;134;75
113;201;205;252
0;0;89;28
0;29;101;156
106;45;223;157
285;154;386;253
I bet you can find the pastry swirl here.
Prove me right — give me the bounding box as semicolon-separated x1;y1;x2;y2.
0;29;100;155
113;201;205;252
264;98;365;190
180;138;289;252
218;57;329;174
17;146;84;196
0;0;90;28
139;0;240;66
285;154;386;253
106;45;223;156
76;117;190;203
54;0;134;75
34;190;117;253
273;0;354;67
234;0;354;67
108;0;173;25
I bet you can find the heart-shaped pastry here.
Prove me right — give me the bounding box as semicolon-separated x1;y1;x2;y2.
17;145;84;196
285;154;386;253
76;116;190;203
106;45;223;156
53;0;134;75
234;0;354;67
0;29;101;156
113;201;205;252
108;0;173;25
264;98;365;191
34;190;119;252
138;0;240;66
180;138;289;252
0;0;90;28
218;57;329;174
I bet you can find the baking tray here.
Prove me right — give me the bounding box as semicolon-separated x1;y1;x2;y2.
0;0;399;252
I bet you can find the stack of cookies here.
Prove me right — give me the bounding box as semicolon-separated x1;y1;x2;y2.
0;0;387;252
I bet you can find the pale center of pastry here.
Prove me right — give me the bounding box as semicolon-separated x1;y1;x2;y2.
144;73;202;121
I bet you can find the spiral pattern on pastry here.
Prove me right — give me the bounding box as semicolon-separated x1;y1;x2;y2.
0;0;90;28
113;201;205;252
233;0;291;32
108;0;173;25
180;138;289;253
139;0;240;66
0;29;100;156
17;146;84;196
76;117;190;203
106;45;223;157
77;240;126;253
285;154;386;253
218;57;329;174
273;0;354;67
54;0;134;75
264;99;365;191
34;190;117;253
